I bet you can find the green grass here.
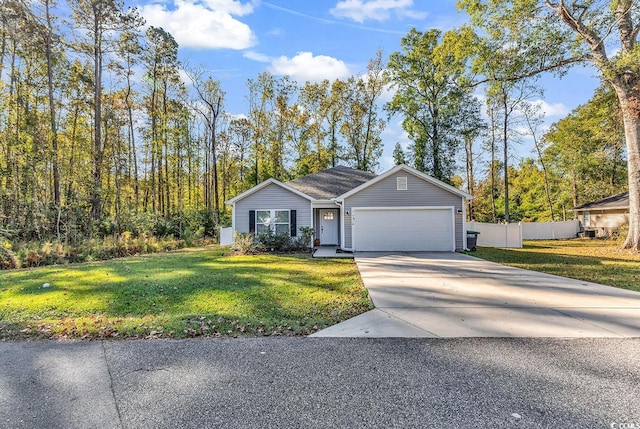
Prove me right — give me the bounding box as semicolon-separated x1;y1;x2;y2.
470;239;640;292
0;246;372;340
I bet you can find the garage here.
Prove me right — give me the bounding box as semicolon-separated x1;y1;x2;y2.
352;207;455;252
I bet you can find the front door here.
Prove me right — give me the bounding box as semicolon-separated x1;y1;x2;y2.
319;209;339;245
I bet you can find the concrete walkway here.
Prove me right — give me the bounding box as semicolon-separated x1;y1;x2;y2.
312;246;354;258
312;252;640;338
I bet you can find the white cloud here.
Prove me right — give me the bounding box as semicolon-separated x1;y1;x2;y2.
202;0;254;15
329;0;427;23
266;27;284;37
225;112;248;121
530;99;569;117
268;52;351;83
380;155;396;172
378;79;396;104
243;51;271;63
178;69;194;86
140;0;256;50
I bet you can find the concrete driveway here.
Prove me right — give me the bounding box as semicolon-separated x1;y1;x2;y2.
312;252;640;338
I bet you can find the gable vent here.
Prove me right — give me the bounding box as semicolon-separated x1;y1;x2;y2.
397;176;408;191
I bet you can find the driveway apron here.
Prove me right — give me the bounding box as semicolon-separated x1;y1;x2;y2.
311;252;640;338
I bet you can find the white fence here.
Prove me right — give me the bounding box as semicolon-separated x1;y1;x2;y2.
467;221;523;248
521;220;579;240
219;227;233;246
467;220;580;248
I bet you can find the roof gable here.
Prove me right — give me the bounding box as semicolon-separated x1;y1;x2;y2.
573;192;629;211
226;178;314;204
337;164;473;200
286;165;377;200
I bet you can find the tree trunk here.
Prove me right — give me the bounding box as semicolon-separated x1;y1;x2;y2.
530;119;555;221
614;85;640;250
44;0;61;238
502;93;510;223
162;81;170;218
125;74;138;211
90;10;103;223
464;136;475;221
489;106;497;223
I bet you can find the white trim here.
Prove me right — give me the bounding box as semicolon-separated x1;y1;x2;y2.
226;178;314;205
337;164;473;201
397;176;408;190
319;208;339;245
309;200;314;247
312;201;342;209
573;206;628;212
461;197;468;251
340;204;347;251
351;206;456;252
231;203;236;236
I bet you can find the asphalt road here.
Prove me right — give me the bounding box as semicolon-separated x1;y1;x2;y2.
1;338;639;428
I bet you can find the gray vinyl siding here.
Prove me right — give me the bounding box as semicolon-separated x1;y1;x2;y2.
234;183;311;234
344;171;465;250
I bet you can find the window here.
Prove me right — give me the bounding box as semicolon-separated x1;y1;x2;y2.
323;212;334;220
583;211;590;227
274;210;290;235
256;210;271;234
256;209;290;235
397;176;408;191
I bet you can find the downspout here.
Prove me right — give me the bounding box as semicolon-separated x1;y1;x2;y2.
335;200;344;250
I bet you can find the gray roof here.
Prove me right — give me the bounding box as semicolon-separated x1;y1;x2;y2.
573;192;629;211
286;165;377;200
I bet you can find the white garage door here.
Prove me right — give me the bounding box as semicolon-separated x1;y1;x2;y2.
352;207;454;251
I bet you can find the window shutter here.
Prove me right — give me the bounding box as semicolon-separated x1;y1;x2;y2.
249;210;255;233
290;210;297;237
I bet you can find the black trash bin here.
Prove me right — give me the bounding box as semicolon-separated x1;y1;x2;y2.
466;230;479;251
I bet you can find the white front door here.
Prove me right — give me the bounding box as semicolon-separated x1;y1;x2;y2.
319;209;339;245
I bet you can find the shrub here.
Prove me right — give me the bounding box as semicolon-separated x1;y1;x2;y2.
154;218;176;237
0;246;19;269
233;232;256;254
257;231;292;252
23;249;40;268
297;227;315;249
39;241;67;265
614;224;629;245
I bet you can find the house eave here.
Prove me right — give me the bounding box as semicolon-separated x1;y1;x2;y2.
226;178;315;205
572;206;629;212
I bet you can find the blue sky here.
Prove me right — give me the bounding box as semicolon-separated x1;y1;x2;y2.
126;0;602;172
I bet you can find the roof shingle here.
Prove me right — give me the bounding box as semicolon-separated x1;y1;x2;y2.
286;165;377;200
573;192;629;211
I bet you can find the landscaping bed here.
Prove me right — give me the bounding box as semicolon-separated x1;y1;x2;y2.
0;246;372;340
471;239;640;292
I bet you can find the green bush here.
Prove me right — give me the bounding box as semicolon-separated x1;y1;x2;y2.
257;231;292;252
154;218;177;237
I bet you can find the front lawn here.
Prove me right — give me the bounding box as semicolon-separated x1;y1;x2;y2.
0;246;372;340
471;239;640;292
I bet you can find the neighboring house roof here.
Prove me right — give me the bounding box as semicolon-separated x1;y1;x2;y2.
337;164;474;201
226;178;315;205
572;192;629;211
286;165;377;200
